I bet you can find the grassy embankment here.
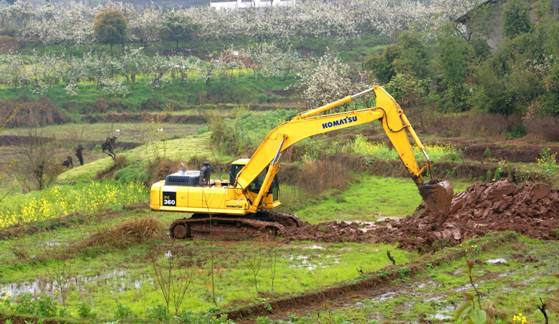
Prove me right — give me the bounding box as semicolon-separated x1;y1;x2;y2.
0;207;415;321
298;236;559;323
0;74;297;116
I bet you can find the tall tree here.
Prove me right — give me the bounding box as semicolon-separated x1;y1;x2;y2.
160;11;197;51
93;8;128;55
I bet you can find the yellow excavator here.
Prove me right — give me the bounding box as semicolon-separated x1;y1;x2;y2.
150;85;453;239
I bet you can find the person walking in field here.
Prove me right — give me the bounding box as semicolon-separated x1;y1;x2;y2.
62;156;74;168
75;144;84;165
102;137;117;160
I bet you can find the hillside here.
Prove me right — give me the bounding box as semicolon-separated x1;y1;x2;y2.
0;0;557;323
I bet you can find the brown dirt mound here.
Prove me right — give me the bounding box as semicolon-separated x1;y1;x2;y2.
0;98;68;128
285;180;559;251
72;217;165;250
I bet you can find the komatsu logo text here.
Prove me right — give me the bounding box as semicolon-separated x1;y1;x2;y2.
322;116;358;129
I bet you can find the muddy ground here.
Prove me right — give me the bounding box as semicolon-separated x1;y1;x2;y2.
284;180;559;251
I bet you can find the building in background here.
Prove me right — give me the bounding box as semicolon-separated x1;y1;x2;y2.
210;0;296;10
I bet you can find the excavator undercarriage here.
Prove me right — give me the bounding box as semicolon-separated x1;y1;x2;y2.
169;211;303;239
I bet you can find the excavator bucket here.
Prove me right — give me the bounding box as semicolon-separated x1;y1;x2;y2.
418;180;454;216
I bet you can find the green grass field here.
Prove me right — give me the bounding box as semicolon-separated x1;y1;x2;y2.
296;235;559;323
294;175;471;223
0;75;297;116
0;209;416;321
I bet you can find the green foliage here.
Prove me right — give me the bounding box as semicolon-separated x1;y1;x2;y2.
256;316;273;324
114;302;134;320
503;0;532;39
455;292;488;324
77;302;95;318
210;108;295;155
536;148;558;176
114;162;150;184
160;11;198;49
362;1;559;120
492;160;511;181
93;9;128;47
436;29;471;87
393;32;431;79
505;124;526;139
385;73;429;107
178;311;234;324
15;294;59;318
146;304;171;321
347;135;461;163
365;45;399;83
433;27;473;111
398;267;412;279
365;32;430;86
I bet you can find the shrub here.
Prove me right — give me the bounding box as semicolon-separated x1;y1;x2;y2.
77;302;95;318
15;294;59;318
385;73;429;107
364;45;399;83
0;35;19;53
503;0;532;39
300;158;352;193
536;148;558;177
114;302;134;320
146;304;171;321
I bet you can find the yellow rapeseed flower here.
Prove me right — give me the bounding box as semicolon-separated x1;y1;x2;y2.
512;312;527;324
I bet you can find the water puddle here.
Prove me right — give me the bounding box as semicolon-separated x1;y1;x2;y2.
288;255;339;271
0;269;154;299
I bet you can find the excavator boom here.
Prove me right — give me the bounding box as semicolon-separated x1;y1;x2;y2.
235;86;452;213
150;85;453;239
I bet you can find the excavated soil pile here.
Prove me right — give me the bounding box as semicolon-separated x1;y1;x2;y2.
285;180;559;250
71;217;165;251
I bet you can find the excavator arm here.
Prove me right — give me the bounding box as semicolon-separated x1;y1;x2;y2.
237;85;452;214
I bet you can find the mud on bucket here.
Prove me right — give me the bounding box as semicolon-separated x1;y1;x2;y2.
418;180;454;216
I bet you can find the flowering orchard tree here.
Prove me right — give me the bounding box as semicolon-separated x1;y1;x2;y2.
0;0;485;45
300;53;367;106
0;48;207;96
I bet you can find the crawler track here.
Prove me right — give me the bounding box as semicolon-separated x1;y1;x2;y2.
169;210;304;240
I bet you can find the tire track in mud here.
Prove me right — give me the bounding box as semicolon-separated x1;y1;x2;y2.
224;232;519;322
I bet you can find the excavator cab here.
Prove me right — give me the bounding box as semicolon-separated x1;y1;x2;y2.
230;158;280;201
